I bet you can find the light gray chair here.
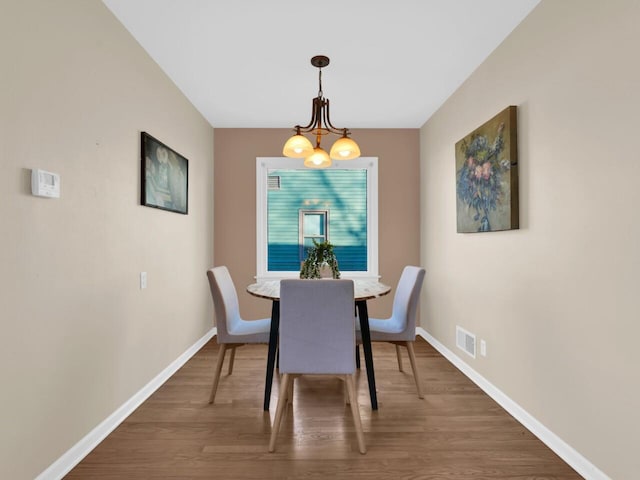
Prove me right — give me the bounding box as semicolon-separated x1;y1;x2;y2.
357;266;426;398
207;266;271;404
269;279;366;454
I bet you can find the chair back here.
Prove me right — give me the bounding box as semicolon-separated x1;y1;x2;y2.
388;266;426;339
207;266;241;343
279;279;355;375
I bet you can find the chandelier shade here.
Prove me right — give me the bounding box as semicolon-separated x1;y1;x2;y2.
303;147;332;169
282;132;314;158
329;135;360;160
283;55;360;169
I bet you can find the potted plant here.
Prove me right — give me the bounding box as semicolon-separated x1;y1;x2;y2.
299;239;341;279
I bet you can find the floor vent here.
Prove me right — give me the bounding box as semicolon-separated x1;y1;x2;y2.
456;326;476;359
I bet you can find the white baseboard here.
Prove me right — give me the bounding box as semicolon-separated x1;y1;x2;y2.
36;327;217;480
416;327;609;480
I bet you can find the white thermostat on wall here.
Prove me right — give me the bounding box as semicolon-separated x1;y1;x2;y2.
31;169;61;198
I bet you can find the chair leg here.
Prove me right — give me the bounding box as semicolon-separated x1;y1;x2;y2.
227;346;237;375
345;374;366;454
287;375;294;405
269;373;291;452
355;345;361;369
395;344;404;372
209;344;228;404
406;342;424;399
344;381;350;405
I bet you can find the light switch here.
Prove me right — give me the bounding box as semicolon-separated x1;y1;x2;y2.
140;272;147;289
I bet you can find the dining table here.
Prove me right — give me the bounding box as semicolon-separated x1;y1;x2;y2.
246;278;391;411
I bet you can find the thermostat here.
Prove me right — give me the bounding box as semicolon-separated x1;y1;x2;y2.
31;169;61;198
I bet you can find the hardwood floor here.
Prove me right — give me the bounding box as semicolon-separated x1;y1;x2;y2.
66;338;581;479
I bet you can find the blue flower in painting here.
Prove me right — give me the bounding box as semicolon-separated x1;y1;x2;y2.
456;122;509;232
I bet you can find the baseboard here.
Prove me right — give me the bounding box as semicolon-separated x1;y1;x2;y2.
36;327;217;480
416;327;609;480
35;326;609;479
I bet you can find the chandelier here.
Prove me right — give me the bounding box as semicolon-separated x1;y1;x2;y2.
282;55;360;169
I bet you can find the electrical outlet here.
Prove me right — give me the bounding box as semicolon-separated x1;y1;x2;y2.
480;340;487;357
140;272;147;289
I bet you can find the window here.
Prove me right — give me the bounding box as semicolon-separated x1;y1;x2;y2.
299;210;328;261
256;157;378;281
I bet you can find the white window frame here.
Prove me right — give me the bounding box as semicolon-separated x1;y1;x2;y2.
299;209;329;261
256;156;379;282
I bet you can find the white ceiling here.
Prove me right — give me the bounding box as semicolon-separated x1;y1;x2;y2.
102;0;539;129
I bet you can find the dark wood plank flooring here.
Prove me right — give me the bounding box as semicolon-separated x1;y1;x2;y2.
66;338;581;479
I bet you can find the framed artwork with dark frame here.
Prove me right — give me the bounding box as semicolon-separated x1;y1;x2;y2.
141;132;188;215
455;106;518;233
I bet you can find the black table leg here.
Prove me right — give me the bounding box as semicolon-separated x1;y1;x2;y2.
357;300;378;410
263;300;279;411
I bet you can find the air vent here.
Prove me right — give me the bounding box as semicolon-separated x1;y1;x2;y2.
267;175;281;190
456;326;476;358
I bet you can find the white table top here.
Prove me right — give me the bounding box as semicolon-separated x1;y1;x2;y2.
247;279;391;301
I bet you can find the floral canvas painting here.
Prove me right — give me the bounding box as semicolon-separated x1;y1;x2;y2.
455;106;519;233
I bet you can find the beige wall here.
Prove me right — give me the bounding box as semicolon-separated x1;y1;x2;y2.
0;1;214;478
420;0;639;478
214;129;420;320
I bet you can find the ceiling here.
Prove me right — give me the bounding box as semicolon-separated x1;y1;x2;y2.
102;0;540;129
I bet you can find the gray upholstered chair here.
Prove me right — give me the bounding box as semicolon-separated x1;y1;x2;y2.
358;266;426;398
269;279;366;454
207;266;271;404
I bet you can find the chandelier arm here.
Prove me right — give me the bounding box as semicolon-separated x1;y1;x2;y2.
322;99;349;135
295;97;323;132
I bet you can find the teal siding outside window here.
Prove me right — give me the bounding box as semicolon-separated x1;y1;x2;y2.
267;169;367;271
